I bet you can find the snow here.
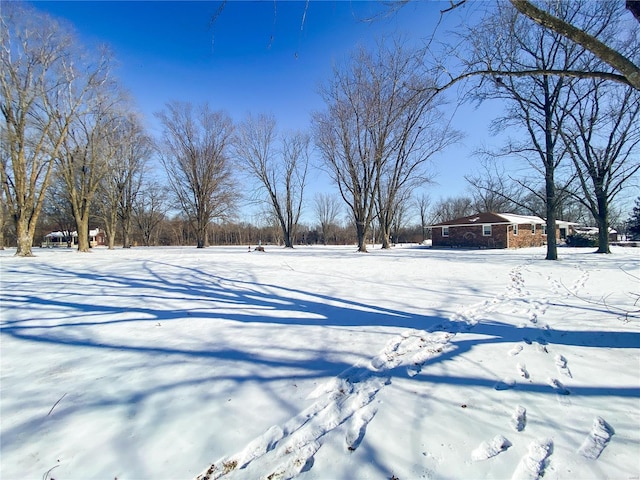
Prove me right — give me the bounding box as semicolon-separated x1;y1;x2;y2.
1;244;639;480
496;214;545;225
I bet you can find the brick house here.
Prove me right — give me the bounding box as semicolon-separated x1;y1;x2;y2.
430;213;550;249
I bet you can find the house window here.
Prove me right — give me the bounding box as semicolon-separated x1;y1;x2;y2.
531;223;536;234
542;224;547;235
513;224;518;235
483;224;492;236
442;226;449;237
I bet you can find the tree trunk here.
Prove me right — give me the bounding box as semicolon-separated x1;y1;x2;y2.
356;221;368;252
0;197;5;250
545;175;558;260
121;207;133;248
380;226;391;249
105;209;118;249
122;217;132;248
596;195;611;254
76;219;90;252
15;215;34;256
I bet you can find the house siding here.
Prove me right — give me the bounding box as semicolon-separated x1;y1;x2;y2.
507;224;546;248
433;224;509;249
432;223;546;249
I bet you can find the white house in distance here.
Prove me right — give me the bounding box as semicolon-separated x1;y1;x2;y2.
42;228;106;248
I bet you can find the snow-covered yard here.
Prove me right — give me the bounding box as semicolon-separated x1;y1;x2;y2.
1;245;638;480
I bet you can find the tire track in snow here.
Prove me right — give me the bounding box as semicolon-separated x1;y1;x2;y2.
195;330;454;480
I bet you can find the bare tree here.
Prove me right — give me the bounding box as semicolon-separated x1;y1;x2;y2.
430;196;474;223
313;192;342;245
508;0;640;89
42;173;76;243
389;193;411;244
97;113;151;249
314;41;452;252
133;180;169;247
560;80;640;253
55;82;122;252
465;161;523;213
373;43;460;249
235;113;310;248
1;4;111;256
313;72;378;252
414;193;431;242
419;0;640;90
156;101;236;248
461;1;618;259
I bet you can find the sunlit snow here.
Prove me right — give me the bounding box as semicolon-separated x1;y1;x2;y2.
1;245;638;480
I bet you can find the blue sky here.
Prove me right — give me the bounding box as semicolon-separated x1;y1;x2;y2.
28;0;501;223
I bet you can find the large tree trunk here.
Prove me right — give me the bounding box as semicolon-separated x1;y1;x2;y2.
196;219;207;248
356;221;368;253
545;174;558;260
595;195;611;254
15;215;34;256
75;218;90;252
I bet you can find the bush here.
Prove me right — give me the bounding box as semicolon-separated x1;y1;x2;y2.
566;234;598;247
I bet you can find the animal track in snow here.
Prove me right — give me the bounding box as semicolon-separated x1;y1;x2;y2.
511;439;553;480
471;435;511;461
578;417;614;460
510;405;526;432
570;268;590;295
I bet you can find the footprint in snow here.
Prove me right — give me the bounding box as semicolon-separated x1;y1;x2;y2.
516;363;529;379
471;435;511;461
578;417;614;460
508;344;523;356
548;377;571;406
511;439;553;480
263;441;320;480
510;405;526;432
495;378;516;391
345;403;378;452
554;354;572;378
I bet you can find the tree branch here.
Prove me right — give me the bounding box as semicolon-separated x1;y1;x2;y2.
509;0;640;90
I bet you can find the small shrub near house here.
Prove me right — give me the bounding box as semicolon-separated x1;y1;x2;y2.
566;234;598;247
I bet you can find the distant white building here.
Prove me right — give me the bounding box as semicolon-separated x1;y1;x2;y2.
43;228;105;248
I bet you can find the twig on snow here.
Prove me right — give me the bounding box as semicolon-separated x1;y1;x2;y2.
42;463;59;480
47;393;67;417
559;280;639;323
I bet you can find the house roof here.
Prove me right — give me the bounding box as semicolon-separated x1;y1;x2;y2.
44;228;102;238
430;213;545;228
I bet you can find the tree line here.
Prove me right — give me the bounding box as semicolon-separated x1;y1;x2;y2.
2;1;638;257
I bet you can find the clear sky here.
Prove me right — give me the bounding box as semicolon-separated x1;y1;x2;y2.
26;0;502;223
